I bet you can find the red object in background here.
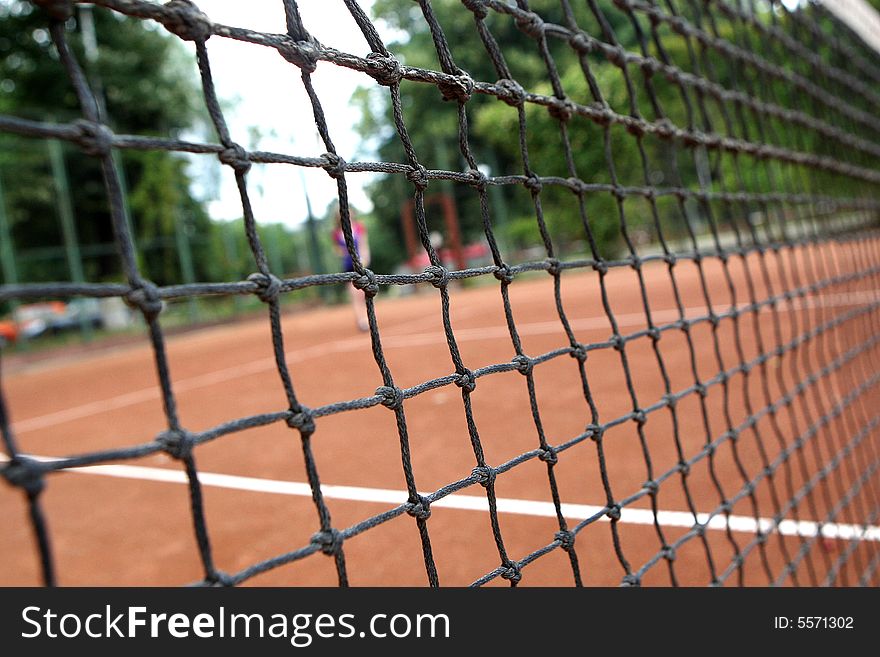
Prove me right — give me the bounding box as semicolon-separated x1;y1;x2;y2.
15;301;66;339
0;320;17;344
400;193;467;272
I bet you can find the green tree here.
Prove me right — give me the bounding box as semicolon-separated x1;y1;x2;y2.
0;0;211;287
356;0;643;271
356;0;879;273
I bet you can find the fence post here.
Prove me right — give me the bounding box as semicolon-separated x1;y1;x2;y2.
48;137;92;341
300;170;329;301
0;171;17;292
174;209;199;322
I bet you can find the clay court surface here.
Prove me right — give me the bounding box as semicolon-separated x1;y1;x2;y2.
2;238;880;587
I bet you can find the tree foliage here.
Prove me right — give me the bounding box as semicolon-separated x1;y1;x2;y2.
355;0;877;273
0;1;209;286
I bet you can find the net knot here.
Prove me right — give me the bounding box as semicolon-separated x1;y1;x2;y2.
555;530;575;551
158;428;196;460
632;409;647;425
605;45;628;68
125;281;163;319
643;479;659;494
462;0;489;20
588;102;613;127
515;11;545;39
662;546;676;562
159;0;213;42
33;0;73;21
548;99;576;122
247;272;283;304
406;164;429;191
606;504;622;521
467;168;488;191
512;354;533;376
569;30;595;54
366;52;403;87
681;130;703;148
455;368;477;393
567;177;587;194
322;152;347;179
523;175;543;194
207;571;235;587
663;252;677;265
654;118;676;140
587;423;604;441
276;39;318;73
352;268;379;298
472;465;496;488
626;120;646;138
621;574;641;587
495;78;526;107
219;143;251;174
287;406;316;435
406;495;432;520
424;264;449;289
539;446;558;465
592;259;609;275
639;57;661;77
647;326;661;342
609;334;624;351
311;528;343;555
669;16;689;36
678;461;690;476
2;456;45;497
73;119;114;157
493;264;515;284
376;385;404;411
569;343;587;362
501;562;522;584
663;393;677;408
545;257;560;276
438;72;475;103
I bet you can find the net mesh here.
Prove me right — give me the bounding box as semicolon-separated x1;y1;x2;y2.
1;0;880;587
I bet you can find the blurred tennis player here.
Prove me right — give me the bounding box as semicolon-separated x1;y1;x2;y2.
333;210;371;332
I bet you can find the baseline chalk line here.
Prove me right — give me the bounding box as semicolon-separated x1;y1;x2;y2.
5;455;878;543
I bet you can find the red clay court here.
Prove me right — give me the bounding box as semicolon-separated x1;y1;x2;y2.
3;236;880;587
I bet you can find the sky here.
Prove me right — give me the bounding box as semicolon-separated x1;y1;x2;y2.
181;0;866;229
181;1;394;227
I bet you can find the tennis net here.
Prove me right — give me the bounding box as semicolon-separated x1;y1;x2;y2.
1;0;880;586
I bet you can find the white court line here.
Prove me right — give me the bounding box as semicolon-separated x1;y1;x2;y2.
6;456;878;543
10;291;879;434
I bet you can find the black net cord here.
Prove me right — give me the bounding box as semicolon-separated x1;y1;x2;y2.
0;0;878;587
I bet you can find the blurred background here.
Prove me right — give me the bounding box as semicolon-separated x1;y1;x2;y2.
1;0;878;354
